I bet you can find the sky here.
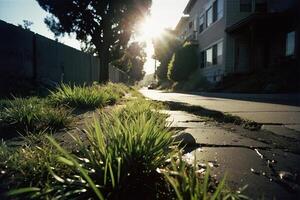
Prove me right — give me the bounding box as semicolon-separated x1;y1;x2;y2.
0;0;190;74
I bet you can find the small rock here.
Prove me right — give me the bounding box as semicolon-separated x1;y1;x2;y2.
173;132;196;146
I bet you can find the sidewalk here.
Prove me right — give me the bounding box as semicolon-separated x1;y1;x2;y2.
141;89;300;199
140;89;300;133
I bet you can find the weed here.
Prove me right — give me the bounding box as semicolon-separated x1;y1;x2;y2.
161;152;249;200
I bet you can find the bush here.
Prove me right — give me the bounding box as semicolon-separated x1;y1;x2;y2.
168;44;198;82
181;68;212;91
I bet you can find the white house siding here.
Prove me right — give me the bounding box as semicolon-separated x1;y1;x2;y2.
186;0;227;83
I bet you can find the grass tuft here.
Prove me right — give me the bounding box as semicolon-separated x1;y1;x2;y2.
49;83;129;109
0;97;71;135
41;99;174;199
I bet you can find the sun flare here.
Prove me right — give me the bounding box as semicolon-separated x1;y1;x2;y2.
137;17;164;41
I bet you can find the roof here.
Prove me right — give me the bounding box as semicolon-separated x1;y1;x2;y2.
174;16;189;34
183;0;197;14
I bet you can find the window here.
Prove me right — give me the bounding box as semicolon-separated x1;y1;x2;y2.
206;48;213;66
199;15;204;33
204;42;223;67
213;45;218;65
217;42;223;65
286;31;295;56
240;0;252;12
217;0;224;20
206;6;213;27
213;1;218;22
200;51;205;68
189;21;193;29
193;18;197;31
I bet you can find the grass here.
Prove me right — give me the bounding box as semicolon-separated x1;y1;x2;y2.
1;97;246;200
34;100;174;199
0;85;247;199
161;152;249;200
49;83;129;109
0;83;130;137
0;97;71;135
0;134;72;197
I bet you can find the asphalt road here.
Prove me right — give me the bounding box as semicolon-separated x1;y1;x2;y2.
140;89;300;132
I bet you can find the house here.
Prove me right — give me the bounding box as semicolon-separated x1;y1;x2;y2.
175;0;299;83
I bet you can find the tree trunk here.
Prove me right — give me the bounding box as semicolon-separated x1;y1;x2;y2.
99;51;109;83
96;41;110;83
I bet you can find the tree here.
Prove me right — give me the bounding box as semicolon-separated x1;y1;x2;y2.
36;0;152;82
152;29;180;81
112;42;146;83
168;43;198;82
18;20;33;30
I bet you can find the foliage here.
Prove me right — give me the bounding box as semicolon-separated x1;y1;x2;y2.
36;0;152;82
18;20;34;30
168;44;198;82
0;97;71;134
174;68;211;91
153;29;180;81
49;83;127;109
112;42;146;83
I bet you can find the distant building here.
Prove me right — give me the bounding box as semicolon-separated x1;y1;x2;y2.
175;0;299;83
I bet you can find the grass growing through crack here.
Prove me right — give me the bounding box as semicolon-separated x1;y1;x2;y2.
161;152;249;200
164;101;261;130
49;83;129;109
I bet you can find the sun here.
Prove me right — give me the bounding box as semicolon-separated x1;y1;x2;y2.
136;17;164;41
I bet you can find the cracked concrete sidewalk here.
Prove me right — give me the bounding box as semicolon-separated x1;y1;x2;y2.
141;89;300;199
165;110;300;199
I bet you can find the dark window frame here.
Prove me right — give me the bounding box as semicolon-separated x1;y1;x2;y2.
206;6;213;27
200;51;206;68
212;44;218;65
189;21;193;29
199;15;204;33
